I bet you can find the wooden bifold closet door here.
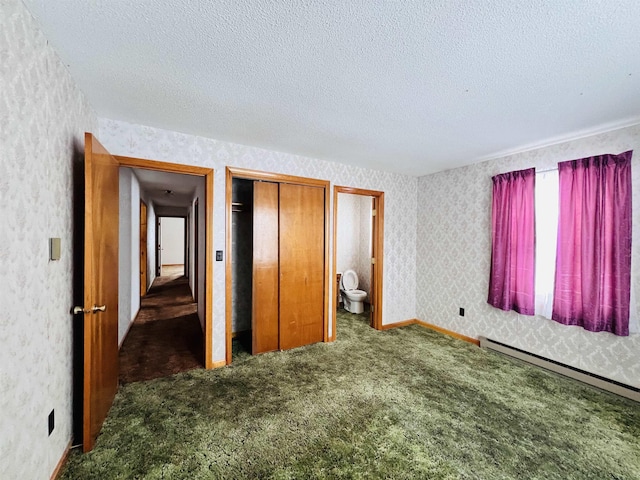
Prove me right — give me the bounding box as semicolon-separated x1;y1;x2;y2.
252;181;325;354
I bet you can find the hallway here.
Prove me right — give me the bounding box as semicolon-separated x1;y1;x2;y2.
119;267;204;384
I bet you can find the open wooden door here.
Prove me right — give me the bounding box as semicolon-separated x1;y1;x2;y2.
81;133;119;452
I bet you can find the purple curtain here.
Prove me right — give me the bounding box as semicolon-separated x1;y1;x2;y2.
488;168;536;315
552;151;633;335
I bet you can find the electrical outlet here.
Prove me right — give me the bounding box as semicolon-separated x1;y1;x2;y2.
216;250;223;261
48;410;54;436
459;307;465;317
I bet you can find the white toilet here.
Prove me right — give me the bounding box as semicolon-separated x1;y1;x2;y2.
340;270;367;314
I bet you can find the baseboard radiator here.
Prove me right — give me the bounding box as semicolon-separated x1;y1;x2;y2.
479;337;639;402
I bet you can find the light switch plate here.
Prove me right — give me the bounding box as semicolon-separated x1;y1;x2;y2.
50;238;61;261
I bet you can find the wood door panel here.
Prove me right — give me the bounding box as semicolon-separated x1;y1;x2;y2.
83;133;119;452
279;183;325;350
252;182;280;353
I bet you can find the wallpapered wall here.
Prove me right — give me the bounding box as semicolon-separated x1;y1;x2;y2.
336;193;372;297
417;124;640;387
0;0;98;478
98;118;419;363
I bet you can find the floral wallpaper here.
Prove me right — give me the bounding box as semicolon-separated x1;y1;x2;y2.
416;124;640;387
98;118;419;364
0;0;97;478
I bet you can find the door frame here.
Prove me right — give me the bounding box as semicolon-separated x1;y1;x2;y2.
193;199;199;302
140;200;148;297
117;155;215;369
333;186;384;337
225;166;330;364
157;215;188;277
156;217;162;277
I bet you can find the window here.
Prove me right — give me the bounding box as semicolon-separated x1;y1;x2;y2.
489;151;636;336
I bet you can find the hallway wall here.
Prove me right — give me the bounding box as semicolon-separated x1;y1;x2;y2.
118;168;141;345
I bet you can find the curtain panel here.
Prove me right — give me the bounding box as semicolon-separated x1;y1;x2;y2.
552;151;633;335
488;168;536;315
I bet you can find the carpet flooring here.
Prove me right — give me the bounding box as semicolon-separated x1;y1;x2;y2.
119;268;204;384
63;310;639;479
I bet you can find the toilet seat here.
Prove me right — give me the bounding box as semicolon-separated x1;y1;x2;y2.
341;269;359;291
340;269;367;314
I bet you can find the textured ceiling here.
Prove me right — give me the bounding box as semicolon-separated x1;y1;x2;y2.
132;168;202;208
23;0;640;176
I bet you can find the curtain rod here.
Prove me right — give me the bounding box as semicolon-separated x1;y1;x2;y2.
537;167;558;174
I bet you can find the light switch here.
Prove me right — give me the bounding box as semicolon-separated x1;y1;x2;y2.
50;238;61;261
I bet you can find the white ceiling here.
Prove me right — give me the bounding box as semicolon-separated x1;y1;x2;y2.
23;0;640;176
132;168;202;208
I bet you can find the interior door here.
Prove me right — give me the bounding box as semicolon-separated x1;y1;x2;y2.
140;201;147;297
279;183;325;350
82;133;119;452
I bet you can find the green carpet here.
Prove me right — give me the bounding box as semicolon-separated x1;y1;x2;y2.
61;310;639;479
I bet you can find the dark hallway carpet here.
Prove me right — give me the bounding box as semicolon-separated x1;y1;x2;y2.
119;271;204;384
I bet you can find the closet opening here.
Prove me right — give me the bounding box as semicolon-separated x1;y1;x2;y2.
225;167;330;365
230;178;254;359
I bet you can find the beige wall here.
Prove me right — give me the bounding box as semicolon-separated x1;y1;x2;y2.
416;124;640;387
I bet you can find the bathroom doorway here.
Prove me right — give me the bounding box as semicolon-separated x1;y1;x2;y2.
332;186;384;339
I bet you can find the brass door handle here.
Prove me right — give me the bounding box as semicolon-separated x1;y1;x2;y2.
73;306;89;314
92;305;106;313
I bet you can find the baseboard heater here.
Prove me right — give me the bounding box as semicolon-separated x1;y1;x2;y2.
479;337;639;402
